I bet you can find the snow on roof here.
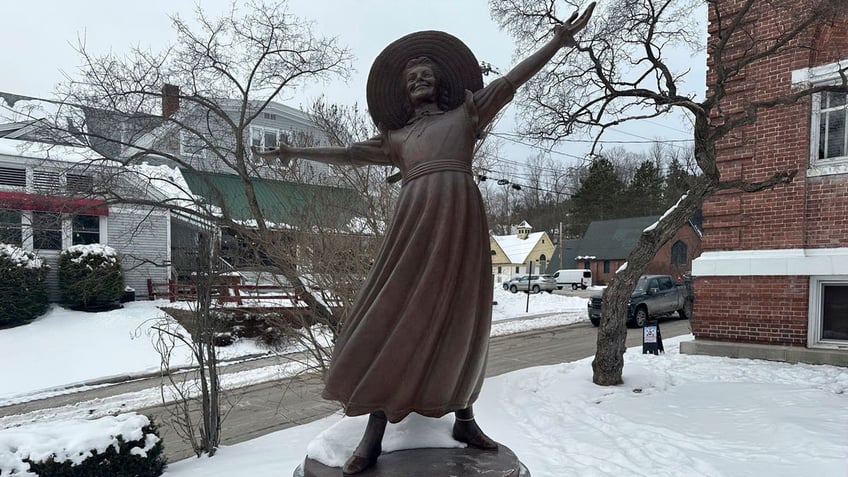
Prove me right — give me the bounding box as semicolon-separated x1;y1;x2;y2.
125;163;218;223
0;93;109;164
0;137;104;163
492;231;547;264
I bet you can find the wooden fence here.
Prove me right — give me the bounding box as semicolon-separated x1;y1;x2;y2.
146;277;305;307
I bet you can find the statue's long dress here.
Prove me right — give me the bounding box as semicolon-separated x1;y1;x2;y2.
322;78;514;423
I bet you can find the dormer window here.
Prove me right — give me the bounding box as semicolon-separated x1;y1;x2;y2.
250;126;289;151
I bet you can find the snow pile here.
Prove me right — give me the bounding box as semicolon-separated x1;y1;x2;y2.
0;244;45;269
64;243;118;265
491;286;587;321
0;413;159;476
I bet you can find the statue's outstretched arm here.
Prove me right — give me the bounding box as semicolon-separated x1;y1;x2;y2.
251;144;349;166
504;2;596;90
251;135;392;167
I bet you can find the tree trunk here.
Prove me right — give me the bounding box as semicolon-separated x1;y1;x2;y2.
592;178;715;385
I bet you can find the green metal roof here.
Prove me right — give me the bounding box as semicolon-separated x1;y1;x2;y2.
545;238;583;274
570;216;660;261
180;169;364;228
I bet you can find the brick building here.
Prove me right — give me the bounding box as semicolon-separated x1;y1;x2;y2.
685;2;848;366
566;215;702;285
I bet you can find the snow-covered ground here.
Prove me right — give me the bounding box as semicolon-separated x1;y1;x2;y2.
3;289;847;476
160;334;848;477
0;288;589;404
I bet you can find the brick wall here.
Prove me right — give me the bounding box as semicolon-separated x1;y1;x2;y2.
694;276;809;346
646;224;702;278
703;1;848;254
697;1;848;347
805;174;848;248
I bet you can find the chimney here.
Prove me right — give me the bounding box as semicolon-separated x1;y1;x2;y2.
162;84;180;117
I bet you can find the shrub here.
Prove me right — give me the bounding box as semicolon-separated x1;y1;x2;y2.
1;413;167;477
58;244;124;311
0;243;49;327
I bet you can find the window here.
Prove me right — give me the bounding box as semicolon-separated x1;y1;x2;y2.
809;276;848;347
797;59;848;174
250;126;287;151
539;254;547;272
72;215;100;245
817;91;848;161
32;212;62;250
0;209;22;246
648;278;659;291
0;167;26;187
671;240;688;265
180;130;207;157
497;266;502;274
603;260;610;274
515;267;519;274
584;260;591;270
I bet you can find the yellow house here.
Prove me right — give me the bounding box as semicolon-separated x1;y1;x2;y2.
490;221;556;286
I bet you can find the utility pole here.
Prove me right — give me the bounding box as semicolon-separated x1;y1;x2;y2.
558;221;563;269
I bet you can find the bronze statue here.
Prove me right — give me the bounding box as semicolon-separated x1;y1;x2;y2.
254;4;594;474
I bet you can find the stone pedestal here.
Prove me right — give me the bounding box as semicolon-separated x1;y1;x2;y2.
293;443;529;476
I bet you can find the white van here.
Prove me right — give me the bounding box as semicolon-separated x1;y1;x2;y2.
552;269;592;290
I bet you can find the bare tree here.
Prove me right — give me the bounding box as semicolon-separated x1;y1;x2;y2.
491;0;848;384
31;0;357;455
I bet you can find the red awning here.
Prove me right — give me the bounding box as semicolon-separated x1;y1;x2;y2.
0;191;108;216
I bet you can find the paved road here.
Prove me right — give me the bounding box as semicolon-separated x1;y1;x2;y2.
1;317;691;461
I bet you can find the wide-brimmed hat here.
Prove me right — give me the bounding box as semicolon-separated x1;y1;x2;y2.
366;30;483;130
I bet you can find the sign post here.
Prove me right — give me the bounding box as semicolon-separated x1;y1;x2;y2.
525;262;533;313
642;318;664;355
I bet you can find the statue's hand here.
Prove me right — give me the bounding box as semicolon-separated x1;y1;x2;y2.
555;1;596;47
251;144;292;166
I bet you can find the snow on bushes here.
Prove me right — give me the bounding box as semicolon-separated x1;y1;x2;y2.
0;243;49;327
58;244;125;311
0;412;166;476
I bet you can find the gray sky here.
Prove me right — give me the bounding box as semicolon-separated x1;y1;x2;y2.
1;0;705;176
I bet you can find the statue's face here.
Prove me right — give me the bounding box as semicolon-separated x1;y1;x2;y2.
405;64;437;106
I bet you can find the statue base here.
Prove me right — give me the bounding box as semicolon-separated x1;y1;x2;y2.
293;443;529;476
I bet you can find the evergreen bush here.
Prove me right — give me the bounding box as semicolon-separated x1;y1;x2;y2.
22;417;167;477
0;243;49;327
58;244;124;311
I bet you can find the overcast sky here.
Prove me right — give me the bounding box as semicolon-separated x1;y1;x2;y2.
1;0;705;178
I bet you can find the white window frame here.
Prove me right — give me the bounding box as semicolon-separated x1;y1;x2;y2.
808;275;848;350
793;59;848;176
249;125;287;151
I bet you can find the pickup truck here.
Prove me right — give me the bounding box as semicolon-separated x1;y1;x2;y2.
588;274;693;327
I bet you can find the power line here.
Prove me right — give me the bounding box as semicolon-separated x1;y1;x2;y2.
491;131;694;145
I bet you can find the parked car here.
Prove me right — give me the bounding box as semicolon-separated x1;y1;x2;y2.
588;274;693;327
502;274;557;294
552;269;592;290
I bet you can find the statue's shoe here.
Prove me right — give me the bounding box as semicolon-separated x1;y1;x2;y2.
452;419;499;450
342;444;381;475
